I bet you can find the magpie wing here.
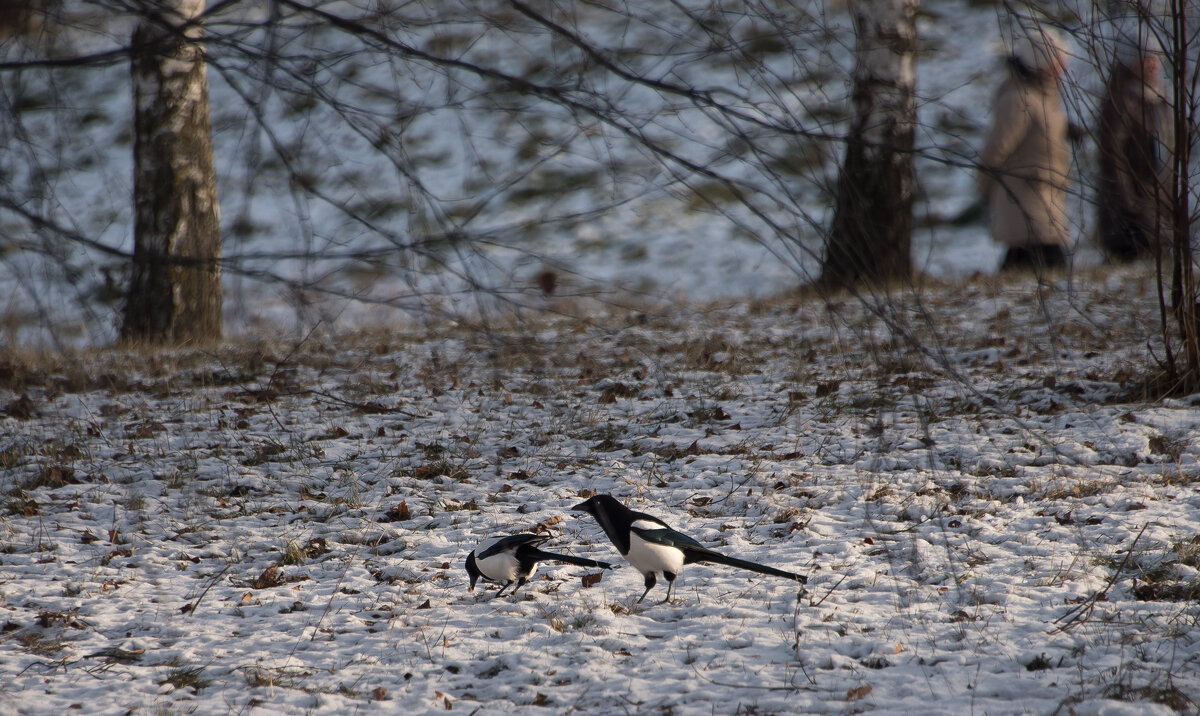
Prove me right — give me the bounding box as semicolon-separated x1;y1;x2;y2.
629;525;709;554
476;533;550;561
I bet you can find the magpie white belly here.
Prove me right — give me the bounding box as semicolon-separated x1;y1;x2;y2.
477;551;524;582
627;527;685;576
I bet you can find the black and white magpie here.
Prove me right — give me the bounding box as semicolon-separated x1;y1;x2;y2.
572;494;807;603
465;533;615;597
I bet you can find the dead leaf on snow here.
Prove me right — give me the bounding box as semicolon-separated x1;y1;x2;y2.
383;501;411;521
250;566;310;590
101;548;132;566
87;647;144;663
532;515;563;533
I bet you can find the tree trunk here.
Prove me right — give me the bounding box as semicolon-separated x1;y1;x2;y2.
819;0;917;290
1167;0;1199;389
121;0;221;344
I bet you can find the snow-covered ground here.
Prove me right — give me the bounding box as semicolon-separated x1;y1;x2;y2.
2;265;1199;714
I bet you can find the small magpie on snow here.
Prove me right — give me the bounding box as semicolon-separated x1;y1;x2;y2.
572;494;807;603
465;533;615;597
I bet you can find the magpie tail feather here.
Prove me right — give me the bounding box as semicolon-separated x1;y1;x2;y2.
695;551;807;583
525;548;614;570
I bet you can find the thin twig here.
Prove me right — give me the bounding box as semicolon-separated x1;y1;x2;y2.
688;661;813;692
307;389;425;418
186;563;232;618
812;572;847;609
1053;522;1149;632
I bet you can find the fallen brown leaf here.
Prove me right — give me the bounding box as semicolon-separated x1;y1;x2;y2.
533;515;563;533
253;566;282;589
384;501;412;521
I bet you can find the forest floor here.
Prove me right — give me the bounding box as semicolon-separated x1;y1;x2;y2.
2;264;1199;715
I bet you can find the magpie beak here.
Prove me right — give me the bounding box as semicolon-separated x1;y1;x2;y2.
572;494;806;604
464;532;615;598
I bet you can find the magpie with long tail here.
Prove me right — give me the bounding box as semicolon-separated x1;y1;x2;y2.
572;494;806;604
465;533;615;598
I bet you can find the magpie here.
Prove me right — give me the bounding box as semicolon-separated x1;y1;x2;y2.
465;533;615;598
572;494;806;603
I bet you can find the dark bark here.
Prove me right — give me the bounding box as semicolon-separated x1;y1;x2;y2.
1167;0;1198;388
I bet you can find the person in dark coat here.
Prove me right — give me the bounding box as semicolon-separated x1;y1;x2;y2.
1096;30;1172;261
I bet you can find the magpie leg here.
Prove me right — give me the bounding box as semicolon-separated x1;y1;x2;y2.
495;582;510;598
660;572;677;603
512;577;527;598
636;572;657;604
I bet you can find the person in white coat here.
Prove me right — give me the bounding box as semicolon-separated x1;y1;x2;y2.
978;27;1073;271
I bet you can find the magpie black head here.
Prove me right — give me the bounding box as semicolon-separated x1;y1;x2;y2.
464;550;481;592
571;493;623;516
572;494;638;555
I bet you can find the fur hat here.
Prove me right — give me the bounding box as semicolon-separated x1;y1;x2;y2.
1113;25;1164;69
1012;26;1068;73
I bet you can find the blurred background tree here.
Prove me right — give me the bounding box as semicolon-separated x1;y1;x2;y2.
820;0;917;290
0;0;1193;382
122;0;222;344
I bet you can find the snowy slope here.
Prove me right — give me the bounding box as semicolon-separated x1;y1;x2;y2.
2;265;1199;714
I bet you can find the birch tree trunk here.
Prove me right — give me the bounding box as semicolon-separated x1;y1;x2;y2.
121;0;221;344
820;0;917;290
